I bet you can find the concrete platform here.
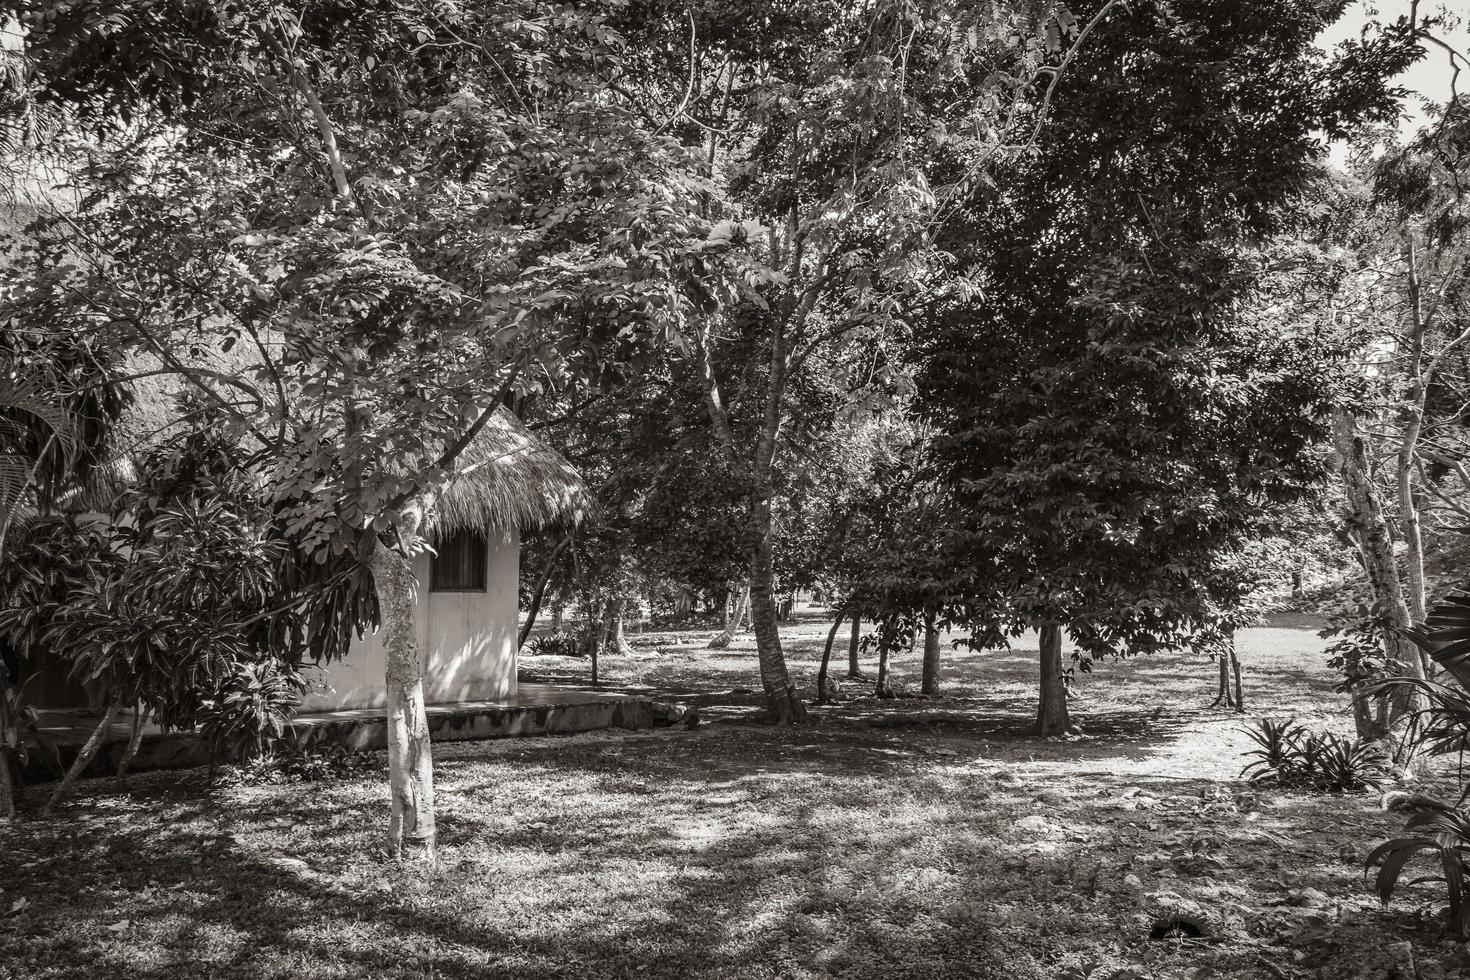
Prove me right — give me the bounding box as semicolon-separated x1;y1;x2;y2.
25;684;677;782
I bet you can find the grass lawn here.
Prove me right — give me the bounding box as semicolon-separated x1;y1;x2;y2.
0;618;1459;979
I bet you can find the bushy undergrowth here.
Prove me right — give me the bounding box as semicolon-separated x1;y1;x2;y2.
215;743;375;786
1240;717;1390;792
525;630;583;658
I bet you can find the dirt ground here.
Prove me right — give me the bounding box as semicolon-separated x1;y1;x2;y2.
0;618;1461;979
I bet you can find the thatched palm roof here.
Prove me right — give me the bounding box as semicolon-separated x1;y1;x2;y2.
86;361;589;533
432;405;588;533
4;195;588;533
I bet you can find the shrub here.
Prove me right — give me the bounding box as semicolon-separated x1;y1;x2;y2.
198;659;311;761
1301;731;1389;793
1367;805;1470;938
0;433;371;779
1240;717;1309;785
526;630;581;658
217;743;374;786
1239;718;1389;792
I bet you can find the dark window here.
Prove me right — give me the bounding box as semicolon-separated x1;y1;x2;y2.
430;529;488;592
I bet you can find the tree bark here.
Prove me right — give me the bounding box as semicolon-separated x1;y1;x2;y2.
607;600;634;657
1037;625;1070;737
1398;237;1429;628
1211;653;1233;708
815;608;846;705
875;642;895;699
44;699;122;816
708;582;749;649
847;615;862;679
519;533;571;649
576;595;612;685
748;497;806;723
921;618;941;696
1332;409;1424;731
0;748;14;822
1230;639;1245;714
591;628;600;687
116;703;148;778
369;538;436;861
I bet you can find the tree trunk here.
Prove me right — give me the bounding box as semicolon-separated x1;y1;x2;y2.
551;602;564;631
1037;625;1070;737
1398;237;1430;630
709;582;749;649
815;608;846;705
1399;422;1428;628
607;600;634;657
921;618;941;696
1211;653;1233;708
578;599;610;684
591;630;600;687
1230;639;1244;714
1333;409;1424;724
519;533;571;649
44;699;122;816
748;499;806;723
875;642;895;699
0;746;15;822
116;703;148;778
369;541;436;861
847;615;862;679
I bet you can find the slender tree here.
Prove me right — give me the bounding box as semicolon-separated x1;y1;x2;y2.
8;1;731;853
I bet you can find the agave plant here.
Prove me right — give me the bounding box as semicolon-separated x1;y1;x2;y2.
1240;718;1308;784
1305;732;1389;793
1367;806;1470;938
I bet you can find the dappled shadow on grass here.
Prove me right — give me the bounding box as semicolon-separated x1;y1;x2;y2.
2;745;1043;979
3;720;1433;980
0;622;1370;979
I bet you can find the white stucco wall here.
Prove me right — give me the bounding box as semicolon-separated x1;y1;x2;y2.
298;527;519;712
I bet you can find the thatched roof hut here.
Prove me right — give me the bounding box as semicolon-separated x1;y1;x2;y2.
82;357;590;533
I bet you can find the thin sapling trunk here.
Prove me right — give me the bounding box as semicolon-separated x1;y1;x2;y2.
44;699;122;816
875;643;895;699
116;703;149;778
519;533;571;649
709;582;749;649
1333;409;1424;732
847;615;862;678
816;608;847;705
1231;640;1245;714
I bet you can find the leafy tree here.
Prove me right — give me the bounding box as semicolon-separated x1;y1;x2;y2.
913;0;1413;734
605;0;1126;722
5;1;731;854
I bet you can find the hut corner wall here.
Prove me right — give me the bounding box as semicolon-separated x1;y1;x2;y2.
298;528;519;712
